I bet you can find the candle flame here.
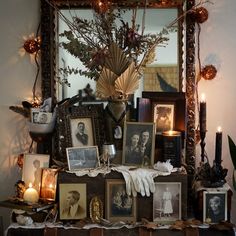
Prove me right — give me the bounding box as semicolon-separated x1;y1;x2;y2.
201;93;206;102
217;126;222;132
49;184;53;188
29;183;33;188
168;130;174;135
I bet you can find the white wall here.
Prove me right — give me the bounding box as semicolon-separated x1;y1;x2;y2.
0;0;235;231
0;0;40;230
196;0;236;223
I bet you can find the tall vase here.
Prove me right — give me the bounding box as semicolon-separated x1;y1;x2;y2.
105;99;128;151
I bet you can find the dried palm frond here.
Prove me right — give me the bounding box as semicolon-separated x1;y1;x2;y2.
115;62;140;98
96;67;118;99
104;42;130;76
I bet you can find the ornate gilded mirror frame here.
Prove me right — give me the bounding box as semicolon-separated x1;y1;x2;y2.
40;0;196;175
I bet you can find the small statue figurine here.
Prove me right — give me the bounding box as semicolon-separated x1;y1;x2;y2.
89;196;103;223
15;180;26;199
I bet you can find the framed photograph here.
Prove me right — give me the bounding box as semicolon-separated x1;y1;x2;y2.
203;191;227;223
57;104;105;161
137;92;186;134
66;146;99;170
106;179;136;223
30;108;40;123
70;117;94;147
40;168;58;201
153;182;181;224
59;183;87;220
122;122;155;167
22;154;50;193
153;103;174;134
37;112;52;124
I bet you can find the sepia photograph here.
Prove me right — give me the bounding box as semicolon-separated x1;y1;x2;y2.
40;168;58;201
59;183;87;220
22;154;50;193
106;179;136;222
122;122;155;167
153;182;181;224
30;108;41;123
70;117;94;147
153;103;174;133
66;146;99;170
203;191;227;223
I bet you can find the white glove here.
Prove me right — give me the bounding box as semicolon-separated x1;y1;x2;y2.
130;168;158;197
111;165;137;196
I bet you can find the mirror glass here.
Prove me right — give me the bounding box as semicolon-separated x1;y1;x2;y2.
56;8;180;102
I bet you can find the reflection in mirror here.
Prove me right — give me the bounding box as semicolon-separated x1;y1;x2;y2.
40;0;196;175
56;8;180;102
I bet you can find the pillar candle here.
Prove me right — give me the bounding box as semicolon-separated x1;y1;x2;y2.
200;94;207;132
162;130;182;167
23;183;39;203
215;126;222;164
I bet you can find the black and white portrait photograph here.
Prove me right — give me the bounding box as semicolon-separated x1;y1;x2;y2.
59;183;87;220
203;191;227;223
106;179;136;222
30;108;40;123
70;117;94;147
153;182;181;224
122;122;155;167
66;146;99;170
22;154;50;193
153;103;174;133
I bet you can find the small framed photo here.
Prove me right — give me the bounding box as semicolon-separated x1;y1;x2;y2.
40;168;58;201
59;183;87;220
57;104;105;161
153;103;174;134
137;92;186;135
66;146;99;170
70;117;95;147
203;191;227;223
106;179;136;223
153;182;181;224
30;108;40;123
122;122;155;167
37;112;52;124
22;154;50;193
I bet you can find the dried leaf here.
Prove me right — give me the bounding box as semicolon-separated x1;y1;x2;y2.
104;42;130;76
115;62;140;98
9;106;30;118
96;67;118;98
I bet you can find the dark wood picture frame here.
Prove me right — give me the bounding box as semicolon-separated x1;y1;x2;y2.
153;182;181;224
122;122;156;167
203;191;227;224
59;183;87;220
56;103;105;162
105;179;136;223
66;146;100;170
137;92;185;134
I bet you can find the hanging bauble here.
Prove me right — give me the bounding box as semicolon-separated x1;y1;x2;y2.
191;7;208;24
23;38;41;54
91;0;110;14
201;65;217;80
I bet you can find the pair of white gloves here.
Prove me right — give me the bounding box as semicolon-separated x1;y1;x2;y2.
112;165;171;197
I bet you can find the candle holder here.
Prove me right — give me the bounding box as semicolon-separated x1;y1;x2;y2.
196;160;228;188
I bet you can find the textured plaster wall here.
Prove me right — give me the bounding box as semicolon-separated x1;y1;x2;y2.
0;0;235;232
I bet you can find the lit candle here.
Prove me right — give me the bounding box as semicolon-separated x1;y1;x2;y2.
162;130;182;167
23;183;39;203
215;126;222;164
200;94;207;132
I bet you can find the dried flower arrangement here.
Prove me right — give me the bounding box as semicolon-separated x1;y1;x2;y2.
55;2;177;100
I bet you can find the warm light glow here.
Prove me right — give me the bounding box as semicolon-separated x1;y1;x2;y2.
29;183;33;188
49;184;53;189
168;130;174;136
217;126;222;132
200;93;206;103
